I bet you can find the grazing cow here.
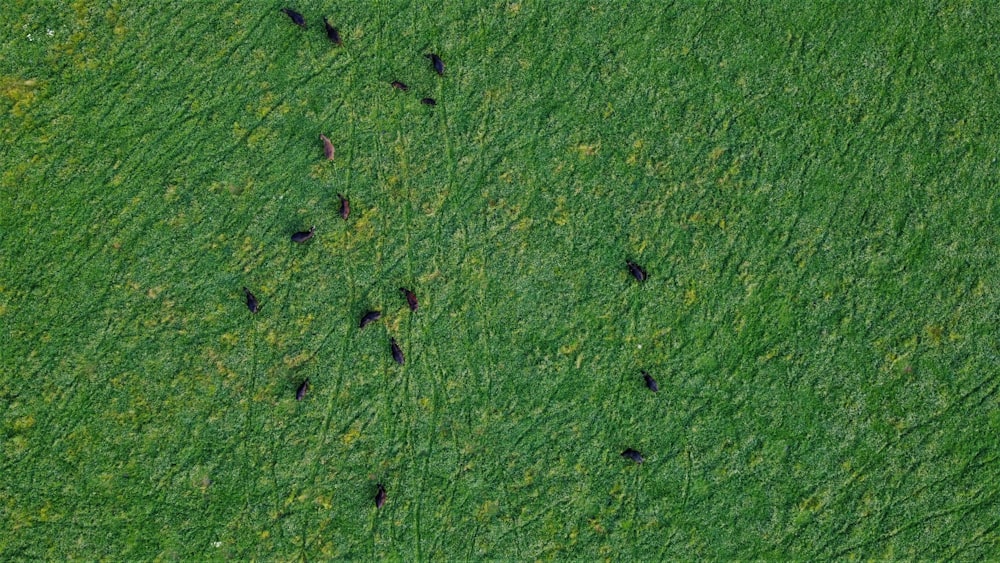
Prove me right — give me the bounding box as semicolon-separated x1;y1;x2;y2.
320;134;335;160
390;337;404;365
626;260;647;282
243;287;259;314
280;8;306;28
399;288;418;311
642;371;659;392
296;378;310;400
425;53;444;76
338;194;350;220
323;17;342;45
291;226;315;243
359;310;381;329
621;448;644;464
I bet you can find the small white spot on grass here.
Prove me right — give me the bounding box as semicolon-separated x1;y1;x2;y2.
212;541;222;548
47;29;54;36
637;344;642;349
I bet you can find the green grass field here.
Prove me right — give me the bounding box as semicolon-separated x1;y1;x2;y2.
2;1;999;559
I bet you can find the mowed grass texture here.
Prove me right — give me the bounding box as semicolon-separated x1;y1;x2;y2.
2;1;999;558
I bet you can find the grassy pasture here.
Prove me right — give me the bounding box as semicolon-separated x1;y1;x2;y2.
2;1;999;559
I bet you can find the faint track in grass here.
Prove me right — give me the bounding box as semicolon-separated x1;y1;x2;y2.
832;488;999;558
235;312;263;536
781;370;1000;557
301;281;356;554
424;297;494;558
943;516;1000;559
409;300;455;560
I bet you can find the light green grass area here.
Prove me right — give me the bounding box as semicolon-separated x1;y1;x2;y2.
2;1;999;559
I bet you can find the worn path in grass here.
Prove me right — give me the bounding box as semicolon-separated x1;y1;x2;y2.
2;1;999;558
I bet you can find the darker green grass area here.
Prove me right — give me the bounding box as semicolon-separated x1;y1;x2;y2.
2;0;1000;559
